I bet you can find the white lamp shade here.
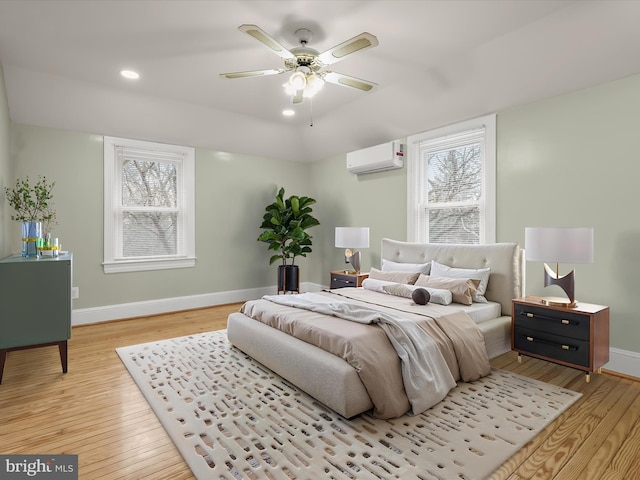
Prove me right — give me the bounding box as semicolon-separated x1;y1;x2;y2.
525;227;594;264
335;227;370;248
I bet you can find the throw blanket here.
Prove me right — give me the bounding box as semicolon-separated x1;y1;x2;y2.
263;293;456;415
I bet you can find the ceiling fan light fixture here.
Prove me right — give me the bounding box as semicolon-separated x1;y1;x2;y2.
303;74;324;98
282;80;299;96
288;71;307;91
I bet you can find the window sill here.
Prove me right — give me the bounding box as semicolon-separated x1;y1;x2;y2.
103;257;196;274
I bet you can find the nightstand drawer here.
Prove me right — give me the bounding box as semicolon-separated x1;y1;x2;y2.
331;274;358;288
330;271;368;289
513;303;590;341
514;326;589;367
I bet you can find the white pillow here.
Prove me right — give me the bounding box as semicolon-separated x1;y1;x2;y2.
430;260;491;303
361;278;452;305
381;259;431;274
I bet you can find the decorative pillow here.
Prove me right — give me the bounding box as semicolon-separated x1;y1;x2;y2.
411;288;431;305
368;267;419;285
415;274;480;306
362;278;452;305
382;283;413;298
430;261;491;303
381;259;431;274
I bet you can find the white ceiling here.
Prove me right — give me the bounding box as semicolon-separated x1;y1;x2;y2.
1;0;640;162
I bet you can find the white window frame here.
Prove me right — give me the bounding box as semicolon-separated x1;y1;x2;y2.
103;136;196;273
407;114;496;244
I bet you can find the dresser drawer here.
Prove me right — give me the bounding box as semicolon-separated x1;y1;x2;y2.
513;303;590;341
514;326;590;368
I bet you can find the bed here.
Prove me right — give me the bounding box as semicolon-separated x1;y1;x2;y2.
227;239;523;419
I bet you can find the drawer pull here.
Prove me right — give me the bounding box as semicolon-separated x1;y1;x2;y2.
518;334;578;351
518;310;581;327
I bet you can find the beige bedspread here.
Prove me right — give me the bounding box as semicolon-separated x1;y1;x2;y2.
239;288;490;419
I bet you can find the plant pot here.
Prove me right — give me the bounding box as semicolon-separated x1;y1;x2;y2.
21;221;42;257
278;265;299;294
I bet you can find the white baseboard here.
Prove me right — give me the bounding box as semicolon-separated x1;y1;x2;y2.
72;283;639;380
71;282;326;326
603;347;640;380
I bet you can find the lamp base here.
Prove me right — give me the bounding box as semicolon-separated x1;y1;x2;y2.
542;296;577;308
344;249;361;274
542;263;577;308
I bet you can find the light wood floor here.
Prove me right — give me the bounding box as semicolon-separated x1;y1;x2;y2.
0;304;638;479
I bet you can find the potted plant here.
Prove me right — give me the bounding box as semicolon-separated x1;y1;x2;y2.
258;187;320;293
4;175;56;257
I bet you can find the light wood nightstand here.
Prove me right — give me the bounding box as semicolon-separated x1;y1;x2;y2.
330;270;369;289
512;296;609;382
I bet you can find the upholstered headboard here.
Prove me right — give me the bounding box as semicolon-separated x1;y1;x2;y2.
381;238;523;316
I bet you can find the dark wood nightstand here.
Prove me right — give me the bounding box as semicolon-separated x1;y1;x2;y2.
512;296;609;382
330;270;369;289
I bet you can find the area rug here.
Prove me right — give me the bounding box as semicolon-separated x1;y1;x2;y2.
116;330;581;480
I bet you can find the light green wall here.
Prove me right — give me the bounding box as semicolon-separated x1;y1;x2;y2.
0;64;11;258
497;73;640;353
307;151;407;285
9;124;309;308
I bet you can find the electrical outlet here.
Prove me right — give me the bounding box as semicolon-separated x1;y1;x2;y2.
71;287;79;299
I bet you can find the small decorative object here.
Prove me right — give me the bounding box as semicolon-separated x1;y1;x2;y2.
38;233;60;257
412;287;431;305
335;227;370;274
258;187;320;294
525;226;594;308
4;176;56;257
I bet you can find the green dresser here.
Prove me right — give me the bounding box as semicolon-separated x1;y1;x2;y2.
0;253;72;383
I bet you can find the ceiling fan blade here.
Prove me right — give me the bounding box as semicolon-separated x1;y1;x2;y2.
317;32;379;66
323;71;378;92
292;89;304;104
220;69;286;79
238;24;295;60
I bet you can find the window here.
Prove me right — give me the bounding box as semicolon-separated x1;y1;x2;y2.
407;114;496;244
103;136;195;273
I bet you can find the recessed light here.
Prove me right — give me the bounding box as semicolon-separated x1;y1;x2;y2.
282;109;295;116
120;70;140;80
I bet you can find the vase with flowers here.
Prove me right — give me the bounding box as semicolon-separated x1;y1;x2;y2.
4;176;56;257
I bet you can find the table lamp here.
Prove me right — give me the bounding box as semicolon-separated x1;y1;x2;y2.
525;227;594;308
335;227;369;274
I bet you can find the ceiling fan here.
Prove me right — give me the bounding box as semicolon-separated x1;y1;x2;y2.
220;24;379;104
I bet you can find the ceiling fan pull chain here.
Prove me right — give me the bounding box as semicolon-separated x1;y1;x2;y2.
309;97;313;127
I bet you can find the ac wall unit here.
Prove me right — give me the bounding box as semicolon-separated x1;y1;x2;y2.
346;141;405;175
